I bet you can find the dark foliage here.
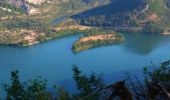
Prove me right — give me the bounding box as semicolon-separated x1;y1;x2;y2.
1;60;170;100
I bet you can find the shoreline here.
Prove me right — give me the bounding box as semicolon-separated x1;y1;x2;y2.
0;25;169;47
72;33;125;53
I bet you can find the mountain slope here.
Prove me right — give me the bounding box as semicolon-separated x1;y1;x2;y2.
72;0;170;33
0;0;111;45
71;0;144;28
0;0;170;46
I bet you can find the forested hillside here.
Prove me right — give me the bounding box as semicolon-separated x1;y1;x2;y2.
72;0;170;33
0;0;110;46
0;0;170;46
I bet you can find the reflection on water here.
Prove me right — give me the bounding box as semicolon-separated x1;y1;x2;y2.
122;33;169;55
0;33;170;98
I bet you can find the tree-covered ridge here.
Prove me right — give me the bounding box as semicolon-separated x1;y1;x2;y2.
0;0;110;16
72;0;144;27
2;61;170;100
72;0;170;34
0;0;170;47
0;0;111;46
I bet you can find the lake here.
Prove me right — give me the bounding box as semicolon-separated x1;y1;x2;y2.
0;32;170;96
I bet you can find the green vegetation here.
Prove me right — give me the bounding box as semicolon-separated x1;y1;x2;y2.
0;0;170;47
33;0;111;24
37;28;116;44
72;31;125;53
3;65;105;100
142;22;165;33
4;70;52;100
39;29;84;42
74;12;140;29
72;0;170;33
20;40;30;46
1;60;170;100
0;9;13;17
72;0;143;29
0;2;24;17
0;0;112;46
146;0;167;15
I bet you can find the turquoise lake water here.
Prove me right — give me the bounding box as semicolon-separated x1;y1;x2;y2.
0;32;170;96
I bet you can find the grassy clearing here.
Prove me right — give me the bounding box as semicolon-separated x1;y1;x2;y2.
147;0;167;15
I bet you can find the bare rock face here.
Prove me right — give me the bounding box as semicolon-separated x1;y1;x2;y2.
25;0;69;5
25;0;50;5
2;0;70;14
4;0;50;5
25;0;69;15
